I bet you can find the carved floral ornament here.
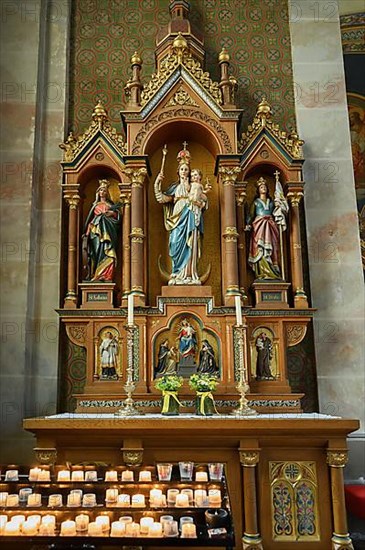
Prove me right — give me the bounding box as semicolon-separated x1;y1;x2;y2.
239;450;260;467
239;98;304;159
326;450;348;467
59;102;127;163
66;325;87;347
286;324;307;347
165;88;199;107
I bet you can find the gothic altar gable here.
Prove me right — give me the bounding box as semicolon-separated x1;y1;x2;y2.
59;0;312;413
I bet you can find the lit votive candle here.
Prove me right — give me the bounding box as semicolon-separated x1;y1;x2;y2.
0;515;8;535
139;470;152;482
6;494;19;507
85;470;97;482
75;513;89;531
208;488;222;506
195;471;208;482
0;493;8;506
19;488;32;503
105;488;119;503
95;515;110;532
194;489;207;507
41;515;56;528
57;470;70;482
121;470;134;482
167;488;179;504
110;520;125;537
10;515;25;526
140;516;154;535
125;522;140;537
71;470;84;482
117;493;130;507
39;522;55;536
88;521;102;536
82;493;96;507
105;470;118;482
67;492;81;507
181;522;197;538
27;515;41;528
60;520;76;536
132;494;145;507
181;488;194;505
27;493;42;507
48;494;62;507
21;519;38;536
5;470;18;481
4;521;20;536
28;467;41;481
149;488;162;506
149;521;163;537
38;469;50;482
175;493;189;507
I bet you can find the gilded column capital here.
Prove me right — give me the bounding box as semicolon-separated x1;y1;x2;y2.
123;167;148;187
223;226;239;242
64;193;80;209
240;450;260;467
33;447;57;465
219;166;241;186
327;450;348;468
287;190;304;207
130;227;145;243
120;192;131;205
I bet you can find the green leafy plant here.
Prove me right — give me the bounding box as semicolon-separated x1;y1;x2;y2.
189;373;219;392
154;374;184;392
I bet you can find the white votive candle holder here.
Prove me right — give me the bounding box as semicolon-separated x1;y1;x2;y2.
6;494;19;507
57;470;70;482
85;470;98;482
71;470;84;482
67;492;81;507
38;469;50;482
208;488;222;506
28;467;41;481
125;522;140;537
0;493;8;506
75;513;89;531
149;521;163;537
27;493;42;507
0;516;8;535
95;515;110;532
105;488;119;503
132;494;145;507
139;470;152;482
41;515;56;528
140;516;154;535
181;522;197;538
19;488;32;503
4;522;20;536
181;488;194;505
110;520;125;537
121;470;134;482
39;522;55;536
60;520;76;536
195;471;208;482
194;489;208;507
5;470;18;481
117;493;130;507
175;493;189;507
10;515;25;526
164;519;179;537
167;488;179;505
21;520;38;536
27;514;41;528
82;493;96;507
119;515;133;525
105;470;118;482
48;494;62;507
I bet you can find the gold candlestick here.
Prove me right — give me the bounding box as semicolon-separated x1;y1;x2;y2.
231;324;257;417
115;325;142;416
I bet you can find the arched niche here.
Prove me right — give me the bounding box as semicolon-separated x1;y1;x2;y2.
144;121;223;305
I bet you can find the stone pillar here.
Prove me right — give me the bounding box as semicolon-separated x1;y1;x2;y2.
287;185;308;308
64;190;80;308
218;162;241;305
327;450;354;550
239;448;263;550
123;163;148;305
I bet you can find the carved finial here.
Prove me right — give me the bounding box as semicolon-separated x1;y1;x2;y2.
219;47;230;63
131;51;142;66
173;32;188;62
256;97;272;123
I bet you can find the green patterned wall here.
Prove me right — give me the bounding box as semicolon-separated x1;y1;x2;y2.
69;0;296;134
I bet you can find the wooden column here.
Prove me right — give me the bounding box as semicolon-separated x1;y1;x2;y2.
327;450;354;550
120;190;131;303
239;447;263;550
287;184;308;308
236;181;248;303
218;162;241;305
124;163;148;305
64;190;80;308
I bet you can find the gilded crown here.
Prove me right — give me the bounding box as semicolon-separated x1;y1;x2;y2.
177;141;191;165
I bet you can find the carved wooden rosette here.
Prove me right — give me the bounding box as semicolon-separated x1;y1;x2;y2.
239;447;263;550
286;323;307;347
327;450;354;550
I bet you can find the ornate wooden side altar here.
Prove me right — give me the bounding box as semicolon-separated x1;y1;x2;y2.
23;413;359;550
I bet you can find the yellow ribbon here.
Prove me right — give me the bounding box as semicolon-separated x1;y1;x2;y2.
196;391;219;415
161;391;183;414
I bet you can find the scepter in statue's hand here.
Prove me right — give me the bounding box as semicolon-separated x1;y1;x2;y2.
154;144;171;203
161;143;168;175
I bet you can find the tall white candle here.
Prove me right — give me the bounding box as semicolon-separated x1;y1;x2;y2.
127;293;134;326
235;295;243;326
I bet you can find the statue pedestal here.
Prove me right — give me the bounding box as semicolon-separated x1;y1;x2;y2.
161;285;212;298
252;281;290;309
79;282;115;309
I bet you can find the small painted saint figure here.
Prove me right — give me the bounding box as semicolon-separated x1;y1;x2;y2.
255;332;274;380
155;340;178;377
198;340;219;375
178;318;197;368
100;331;119;380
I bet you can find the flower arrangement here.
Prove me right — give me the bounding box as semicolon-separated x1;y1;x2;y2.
189;373;219;392
154;374;184;392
